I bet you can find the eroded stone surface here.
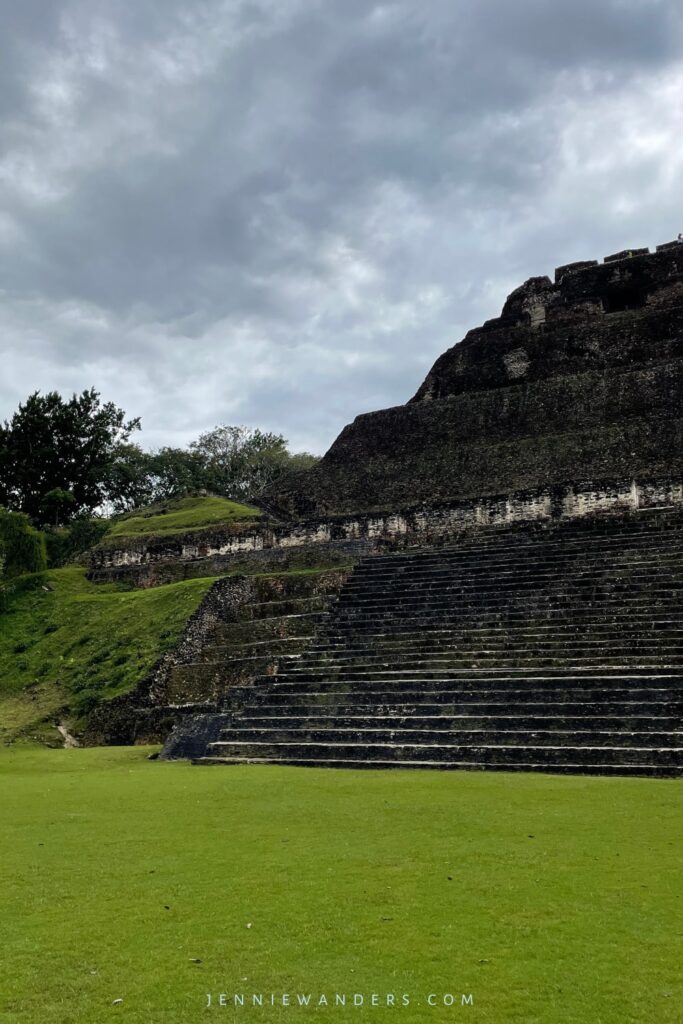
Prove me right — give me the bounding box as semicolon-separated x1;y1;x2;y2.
265;243;683;516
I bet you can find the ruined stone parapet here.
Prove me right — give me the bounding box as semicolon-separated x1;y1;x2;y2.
412;240;683;403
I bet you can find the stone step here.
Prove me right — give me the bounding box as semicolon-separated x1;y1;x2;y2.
276;661;683;682
314;623;683;644
335;592;683;613
345;576;683;598
306;637;683;657
211;613;328;643
294;647;683;663
365;521;683;562
233;713;683;731
268;666;683;681
255;679;683;704
193;755;682;778
282;663;683;677
337;585;683;608
354;546;683;576
363;539;683;572
317;618;683;643
334;587;683;608
198;637;311;661
216;727;682;747
202;739;683;767
238;597;332;620
338;577;683;603
261;677;683;697
244;697;683;715
348;565;683;589
284;661;683;678
329;606;683;626
350;552;683;581
171;653;302;682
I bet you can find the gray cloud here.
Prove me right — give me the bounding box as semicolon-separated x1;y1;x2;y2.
1;0;683;452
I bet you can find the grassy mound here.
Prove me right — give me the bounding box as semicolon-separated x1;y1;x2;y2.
0;569;214;743
106;495;261;540
0;748;680;1023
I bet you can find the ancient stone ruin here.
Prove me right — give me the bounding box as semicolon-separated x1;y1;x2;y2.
90;241;683;776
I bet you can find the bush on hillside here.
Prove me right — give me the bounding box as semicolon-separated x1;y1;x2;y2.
44;516;111;567
0;508;48;579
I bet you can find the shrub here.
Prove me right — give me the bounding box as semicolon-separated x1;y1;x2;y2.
44;516;110;567
0;508;47;578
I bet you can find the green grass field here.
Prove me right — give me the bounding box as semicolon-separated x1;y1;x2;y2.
0;570;213;742
0;748;680;1024
106;496;261;540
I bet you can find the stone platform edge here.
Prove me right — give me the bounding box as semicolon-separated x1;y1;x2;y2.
89;476;683;578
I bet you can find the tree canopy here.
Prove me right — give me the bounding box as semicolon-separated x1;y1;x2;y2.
0;390;318;523
0;389;140;525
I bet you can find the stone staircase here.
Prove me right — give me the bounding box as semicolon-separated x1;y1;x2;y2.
193;508;683;776
94;570;348;748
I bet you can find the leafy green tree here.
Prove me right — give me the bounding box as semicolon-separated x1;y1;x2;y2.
107;431;319;510
189;425;288;501
105;444;206;512
141;446;206;503
42;488;77;526
0;389;140;524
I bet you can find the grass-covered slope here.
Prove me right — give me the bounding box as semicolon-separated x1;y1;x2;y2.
1;748;681;1024
0;569;214;744
106;495;261;540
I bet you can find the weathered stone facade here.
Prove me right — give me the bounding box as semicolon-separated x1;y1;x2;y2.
266;244;683;515
91;476;682;587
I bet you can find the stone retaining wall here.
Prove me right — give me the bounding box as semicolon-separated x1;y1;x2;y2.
90;476;683;587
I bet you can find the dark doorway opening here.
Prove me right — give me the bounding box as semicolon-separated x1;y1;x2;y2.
602;280;648;313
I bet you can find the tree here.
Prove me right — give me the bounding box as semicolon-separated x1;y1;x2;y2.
105;444;206;513
0;389;140;524
107;430;319;510
189;425;294;502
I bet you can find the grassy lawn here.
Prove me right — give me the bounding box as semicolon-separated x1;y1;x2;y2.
106;496;261;540
0;748;680;1024
0;570;214;741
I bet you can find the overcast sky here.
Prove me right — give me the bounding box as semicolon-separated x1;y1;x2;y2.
1;0;682;454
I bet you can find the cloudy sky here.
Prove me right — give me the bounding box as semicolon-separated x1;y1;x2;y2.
2;0;682;454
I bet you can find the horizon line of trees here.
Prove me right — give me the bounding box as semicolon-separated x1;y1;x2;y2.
0;389;319;534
